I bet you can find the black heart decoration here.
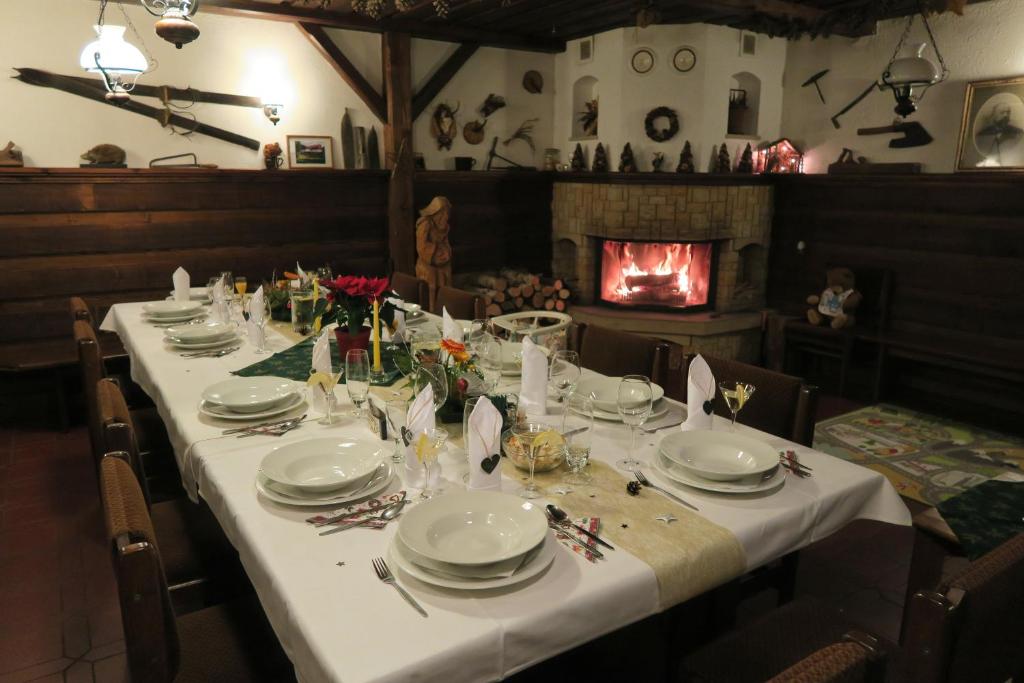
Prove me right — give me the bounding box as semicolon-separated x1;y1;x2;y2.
702;400;713;415
481;453;501;474
401;426;414;447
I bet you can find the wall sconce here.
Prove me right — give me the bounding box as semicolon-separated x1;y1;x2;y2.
141;0;200;49
79;24;148;104
263;103;284;126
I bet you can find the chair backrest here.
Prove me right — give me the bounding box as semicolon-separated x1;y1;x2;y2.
74;319;107;461
571;322;671;386
433;285;485;320
390;272;430;310
678;354;819;447
99;455;180;683
902;533;1024;683
767;636;885;683
69;297;92;323
97;378;152;505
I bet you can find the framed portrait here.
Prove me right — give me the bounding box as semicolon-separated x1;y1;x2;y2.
287;135;334;169
955;76;1024;171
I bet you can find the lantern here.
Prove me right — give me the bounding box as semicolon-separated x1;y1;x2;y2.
756;139;803;174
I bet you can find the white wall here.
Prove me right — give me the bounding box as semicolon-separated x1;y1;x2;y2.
781;0;1024;173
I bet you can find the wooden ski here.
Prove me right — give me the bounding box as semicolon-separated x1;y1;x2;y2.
340;109;355;169
34;72;263;108
367;127;381;170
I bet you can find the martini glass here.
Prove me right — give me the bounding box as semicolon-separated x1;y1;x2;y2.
718;381;756;431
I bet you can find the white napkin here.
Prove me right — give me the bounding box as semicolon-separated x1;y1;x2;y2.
172;267;190;302
403;385;441;488
391;309;406;344
466;397;503;491
518;336;548;417
310;331;336;413
442;307;463;342
681;354;716;431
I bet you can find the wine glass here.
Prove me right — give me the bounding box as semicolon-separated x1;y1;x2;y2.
476;334;503;394
718;381;756;432
512;420;548;500
548;350;581;431
414;428;445;500
616;375;653;471
413;363;448;413
563;393;594;486
234;276;248;297
466;319;492;356
345;349;370;418
385;399;408;464
205;276;220;301
219;271;234;298
254;294;271;355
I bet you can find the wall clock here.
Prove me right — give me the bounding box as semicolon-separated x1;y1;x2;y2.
673;47;697;73
630;48;656;75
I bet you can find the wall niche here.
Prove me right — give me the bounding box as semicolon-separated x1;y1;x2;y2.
572;76;599;139
727;71;761;137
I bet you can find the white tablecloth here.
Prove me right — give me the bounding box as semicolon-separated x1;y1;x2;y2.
101;302;910;683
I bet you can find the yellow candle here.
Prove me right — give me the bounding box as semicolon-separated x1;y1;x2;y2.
372;298;382;372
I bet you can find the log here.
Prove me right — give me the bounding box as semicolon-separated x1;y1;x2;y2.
555;299;567;312
558;288;571;300
478;274;508;291
486;303;502;317
522;284;534;298
507;286;522;298
514;296;524;308
541;286;555;297
500;300;516;312
544;299;555;311
552;279;564;290
624;273;676;289
531;293;545;308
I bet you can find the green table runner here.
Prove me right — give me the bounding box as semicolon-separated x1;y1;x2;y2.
936;480;1024;560
232;337;405;386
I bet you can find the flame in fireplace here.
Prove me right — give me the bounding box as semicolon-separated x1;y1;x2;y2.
601;239;712;309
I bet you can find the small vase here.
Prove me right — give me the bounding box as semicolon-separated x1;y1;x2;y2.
334;327;371;355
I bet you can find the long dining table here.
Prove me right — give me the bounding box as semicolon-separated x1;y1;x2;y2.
101;301;910;683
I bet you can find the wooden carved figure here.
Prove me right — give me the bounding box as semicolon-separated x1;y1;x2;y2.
416;196;454;310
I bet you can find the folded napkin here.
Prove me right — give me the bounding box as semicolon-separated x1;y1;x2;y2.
518;336;548;416
310;331;336;413
306;491;407;529
466;397;503;491
681;353;715;432
172;267;190;302
403;385;441;488
442;307;463;342
391;309;406;344
551;516;602;563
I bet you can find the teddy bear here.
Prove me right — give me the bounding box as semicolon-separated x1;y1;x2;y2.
806;267;862;329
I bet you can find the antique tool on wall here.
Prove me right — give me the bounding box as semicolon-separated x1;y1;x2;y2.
830;80;881;129
857;121;933;148
341;109;355;169
801;69;829;104
13;67;260;151
149;152;218;168
485;136;524;170
40;73;262;108
0;141;23;167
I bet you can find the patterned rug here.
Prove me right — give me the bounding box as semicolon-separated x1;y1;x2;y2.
813;404;1024;505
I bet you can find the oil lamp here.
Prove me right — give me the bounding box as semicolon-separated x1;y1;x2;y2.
141;0;200;49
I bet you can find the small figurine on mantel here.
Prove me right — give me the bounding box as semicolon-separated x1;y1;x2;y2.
592;143;609;172
570;143;586;171
416;196;454;310
263;142;284;170
618;143;638;173
737;143;754;173
651;151;665;172
81;144;127;168
715;143;731;174
0;141;23;167
676;141;695;173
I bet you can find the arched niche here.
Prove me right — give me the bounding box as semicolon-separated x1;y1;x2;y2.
572;76;599;139
727;71;761;137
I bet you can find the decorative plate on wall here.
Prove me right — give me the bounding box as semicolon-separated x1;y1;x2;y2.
630;47;656;75
673;47;697;73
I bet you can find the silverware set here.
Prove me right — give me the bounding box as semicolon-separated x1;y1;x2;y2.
319;497;407;536
222;415;306;438
372;556;428;617
181;345;240;359
546;504;614;550
152;317;207;328
779;451;813;477
633;469;700;511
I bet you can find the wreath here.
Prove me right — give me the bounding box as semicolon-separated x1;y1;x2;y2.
644;106;679;142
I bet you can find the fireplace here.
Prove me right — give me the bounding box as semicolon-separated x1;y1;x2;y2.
596;238;717;312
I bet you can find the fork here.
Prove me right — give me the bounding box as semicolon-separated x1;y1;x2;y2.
371;557;427;617
634;470;700;512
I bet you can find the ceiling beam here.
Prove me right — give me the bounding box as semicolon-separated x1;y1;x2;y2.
299;22;387;123
411;43;479;121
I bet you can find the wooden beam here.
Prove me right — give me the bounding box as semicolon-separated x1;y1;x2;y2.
382;32;416;275
299;22;387;123
411;43;479;121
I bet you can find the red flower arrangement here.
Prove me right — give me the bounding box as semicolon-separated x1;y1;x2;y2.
316;275;395;334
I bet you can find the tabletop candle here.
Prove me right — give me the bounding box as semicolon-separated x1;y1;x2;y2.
372;299;382;372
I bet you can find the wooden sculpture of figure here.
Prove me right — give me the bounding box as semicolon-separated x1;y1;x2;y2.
416;196;454;309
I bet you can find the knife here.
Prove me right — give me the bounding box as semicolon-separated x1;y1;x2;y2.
548;524;604;559
546;505;615;550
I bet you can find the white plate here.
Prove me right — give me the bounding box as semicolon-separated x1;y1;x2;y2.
397;491;548;566
198;393;305;421
659;430;779;481
164;321;236;343
202;377;299;413
144;313;206;324
168;287;212;301
388;533;557;591
655;451;786;494
577;376;665;413
165;335;241;351
255;462;394;507
400;533;544;580
259;437;384;492
578;399;670;423
143;301;205;318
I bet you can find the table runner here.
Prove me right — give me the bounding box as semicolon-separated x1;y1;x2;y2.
232;335;404;386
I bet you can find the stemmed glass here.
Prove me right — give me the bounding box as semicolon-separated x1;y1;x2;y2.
219;271;234;298
512;420;547;500
718;381;756;432
563;393;594;485
253;294;272;355
466;319;492;356
234;276;248;298
345;349;370;418
414;427;447;499
413;363;448;413
476;334;503;394
548;350;581;431
616;374;654;471
385;399;408;464
205;276;220;301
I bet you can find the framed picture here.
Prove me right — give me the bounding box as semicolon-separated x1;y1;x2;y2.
287;135;334;169
955;76;1024;171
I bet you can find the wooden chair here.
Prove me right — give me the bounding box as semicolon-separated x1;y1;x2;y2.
677;354;819;447
99;456;295;682
390;271;430;310
433;285;486;320
766;641;884;683
569;322;671;386
69;296;92;322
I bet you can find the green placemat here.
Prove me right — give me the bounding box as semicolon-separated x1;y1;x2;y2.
936;480;1024;560
232;337;405;386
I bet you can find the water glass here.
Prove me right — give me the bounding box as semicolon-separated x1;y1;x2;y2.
563;393;594;485
616;375;653;471
219;271;234;298
254;295;271;355
289;289;315;336
385;399;408;464
476;334;503;393
548;350;581;430
466;319;492;355
414;363;448;413
345;349;370;418
205;276;220;301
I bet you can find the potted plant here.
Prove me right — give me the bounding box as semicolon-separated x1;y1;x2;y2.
316;275;397;354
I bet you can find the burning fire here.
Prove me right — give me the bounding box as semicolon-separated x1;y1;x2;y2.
600;239;712;308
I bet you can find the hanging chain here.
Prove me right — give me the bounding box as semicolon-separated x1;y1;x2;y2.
115;0;159;74
919;6;949;79
883;14;915;77
883;1;948;81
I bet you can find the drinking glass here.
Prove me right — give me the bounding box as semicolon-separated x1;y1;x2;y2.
512;420;548;499
461;396;483;482
317;379;339;426
385;399;408;464
219;271;234;297
548;350;581;430
345;349;371;418
476;334;503;394
289;289;315;336
616;374;653;471
415;427;448;499
718;381;756;432
234;276;247;297
413;363;448;413
254;295;271;355
466;319;492;356
563;393;594;485
409;325;442;366
205;276;220;301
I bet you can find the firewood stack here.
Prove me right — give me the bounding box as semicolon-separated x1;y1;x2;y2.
456;269;572;317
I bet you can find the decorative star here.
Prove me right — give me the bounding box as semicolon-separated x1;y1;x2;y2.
589;494;596;498
621;523;629;529
336;561;346;567
655;513;678;524
552;485;573;495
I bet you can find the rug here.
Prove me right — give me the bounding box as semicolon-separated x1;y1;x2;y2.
813;404;1024;505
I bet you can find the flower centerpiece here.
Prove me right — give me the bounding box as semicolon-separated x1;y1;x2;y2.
429;338;486;423
315;275;398;354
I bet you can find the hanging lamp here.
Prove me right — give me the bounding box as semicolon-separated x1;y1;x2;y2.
80;19;149;104
880;9;948;118
140;0;200;49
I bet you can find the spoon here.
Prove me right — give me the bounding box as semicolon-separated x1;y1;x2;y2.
546;505;615;550
319;497;407;536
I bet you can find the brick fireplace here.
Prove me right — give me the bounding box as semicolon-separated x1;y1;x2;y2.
552;178;774;361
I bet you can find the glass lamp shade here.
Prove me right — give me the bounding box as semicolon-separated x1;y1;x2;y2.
79;25;147;75
885;44;941;88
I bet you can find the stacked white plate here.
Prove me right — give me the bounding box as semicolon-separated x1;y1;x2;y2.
574;376;670;422
167;287;212;303
199;376;305;421
499;341;550;377
256;437;392;506
656;431;784;494
163;321;239;351
142;300;205;324
389;491;555;590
